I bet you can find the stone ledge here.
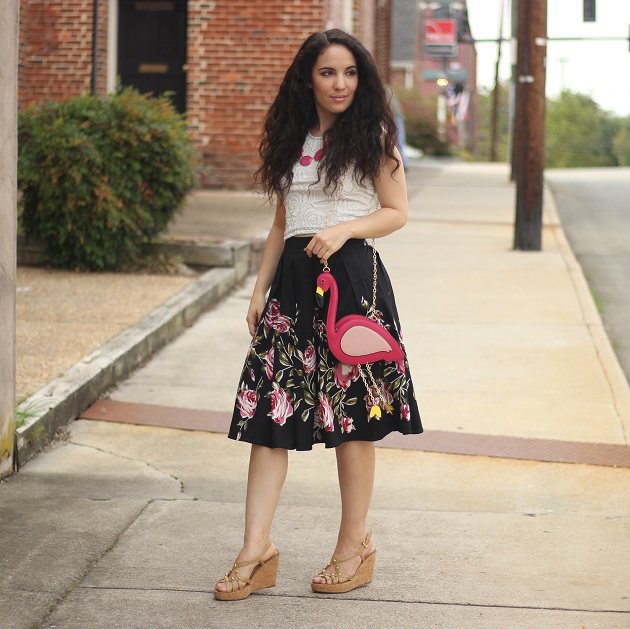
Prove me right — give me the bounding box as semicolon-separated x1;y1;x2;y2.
16;236;252;280
15;265;242;466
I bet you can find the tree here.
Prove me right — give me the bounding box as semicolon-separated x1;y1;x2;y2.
476;83;510;162
545;90;618;168
612;118;630;166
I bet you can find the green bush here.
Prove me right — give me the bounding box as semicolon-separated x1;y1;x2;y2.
395;88;451;157
18;87;195;270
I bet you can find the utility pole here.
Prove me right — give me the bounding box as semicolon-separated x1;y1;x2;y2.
490;0;507;162
513;0;547;250
509;0;519;180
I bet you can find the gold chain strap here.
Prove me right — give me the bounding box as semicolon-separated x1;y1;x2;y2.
324;169;379;320
323;171;388;413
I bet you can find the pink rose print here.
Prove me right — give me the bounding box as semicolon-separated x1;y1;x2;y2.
315;394;335;432
401;403;411;421
365;389;379;413
365;382;393;413
302;345;316;373
263;299;281;329
269;387;293;426
273;313;291;333
263;299;291;333
333;363;360;391
237;388;258;419
265;348;275;380
340;415;355;434
380;382;393;406
396;358;406;376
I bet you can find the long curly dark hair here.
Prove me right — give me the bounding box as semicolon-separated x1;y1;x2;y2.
256;29;400;201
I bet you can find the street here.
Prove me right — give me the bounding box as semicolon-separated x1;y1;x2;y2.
546;168;630;385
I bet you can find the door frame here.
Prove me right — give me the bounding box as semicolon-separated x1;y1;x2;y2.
112;0;188;112
106;0;118;93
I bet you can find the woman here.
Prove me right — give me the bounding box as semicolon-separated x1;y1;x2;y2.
214;29;422;601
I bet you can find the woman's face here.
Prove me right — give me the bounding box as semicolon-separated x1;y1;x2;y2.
310;44;358;122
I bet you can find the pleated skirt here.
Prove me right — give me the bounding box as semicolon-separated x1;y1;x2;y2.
228;237;423;450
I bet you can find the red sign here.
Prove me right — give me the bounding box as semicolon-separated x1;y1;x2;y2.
424;19;457;45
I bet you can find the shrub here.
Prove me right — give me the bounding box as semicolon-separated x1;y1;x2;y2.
18;87;195;271
395;88;451;157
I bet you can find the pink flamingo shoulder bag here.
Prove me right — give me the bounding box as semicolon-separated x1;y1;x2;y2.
314;169;404;418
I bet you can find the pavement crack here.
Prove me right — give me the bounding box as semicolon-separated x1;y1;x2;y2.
78;585;213;593
36;501;153;629
265;593;629;615
67;440;191;494
0;585;58;595
65;586;630;615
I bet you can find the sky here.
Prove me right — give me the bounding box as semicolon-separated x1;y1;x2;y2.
465;0;630;116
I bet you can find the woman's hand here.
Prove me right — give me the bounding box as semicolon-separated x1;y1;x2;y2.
246;292;267;337
304;223;352;262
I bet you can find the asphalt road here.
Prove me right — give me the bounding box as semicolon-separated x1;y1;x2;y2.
545;168;630;384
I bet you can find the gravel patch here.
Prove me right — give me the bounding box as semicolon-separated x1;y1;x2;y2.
16;267;196;402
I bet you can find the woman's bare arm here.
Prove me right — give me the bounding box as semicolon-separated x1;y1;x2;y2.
303;148;407;262
246;200;286;336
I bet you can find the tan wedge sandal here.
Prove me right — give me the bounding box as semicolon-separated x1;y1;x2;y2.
311;531;376;594
214;540;280;601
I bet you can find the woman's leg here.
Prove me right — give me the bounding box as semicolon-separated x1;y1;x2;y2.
215;444;288;592
312;440;376;584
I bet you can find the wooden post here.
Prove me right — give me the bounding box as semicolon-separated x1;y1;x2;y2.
490;0;506;162
0;0;19;477
509;0;519;180
513;0;547;250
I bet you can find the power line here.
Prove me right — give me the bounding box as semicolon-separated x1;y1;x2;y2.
473;36;628;43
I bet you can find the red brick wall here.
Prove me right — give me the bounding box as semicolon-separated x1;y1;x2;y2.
18;0;389;189
187;0;325;188
187;0;391;188
19;0;107;108
373;0;392;83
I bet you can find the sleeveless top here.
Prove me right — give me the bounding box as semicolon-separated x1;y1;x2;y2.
283;133;378;240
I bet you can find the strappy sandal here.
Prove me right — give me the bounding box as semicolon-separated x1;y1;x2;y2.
214;540;280;601
311;531;376;594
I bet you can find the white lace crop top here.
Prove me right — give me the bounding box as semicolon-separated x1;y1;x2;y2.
283;133;378;239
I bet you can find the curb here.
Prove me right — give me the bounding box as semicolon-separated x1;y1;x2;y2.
16;240;253;466
544;182;630;443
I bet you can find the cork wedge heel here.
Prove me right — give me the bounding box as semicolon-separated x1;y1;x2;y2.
214;540;280;601
311;532;376;594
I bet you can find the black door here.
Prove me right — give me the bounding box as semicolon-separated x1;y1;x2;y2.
118;0;187;113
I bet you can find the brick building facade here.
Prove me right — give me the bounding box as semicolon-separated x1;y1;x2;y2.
19;0;393;188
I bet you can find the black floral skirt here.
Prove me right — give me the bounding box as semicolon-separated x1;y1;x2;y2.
228;237;423;450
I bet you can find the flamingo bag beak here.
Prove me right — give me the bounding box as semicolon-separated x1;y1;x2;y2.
315;285;325;308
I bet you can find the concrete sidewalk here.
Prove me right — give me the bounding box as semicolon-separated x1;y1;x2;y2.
2;161;629;629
